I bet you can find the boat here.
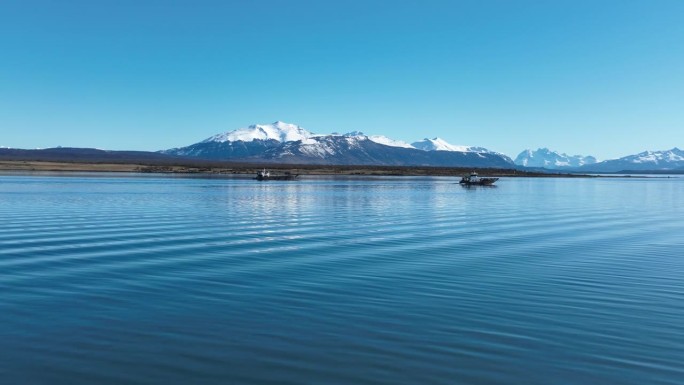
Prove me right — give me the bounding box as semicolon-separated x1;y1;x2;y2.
459;172;498;186
255;169;299;181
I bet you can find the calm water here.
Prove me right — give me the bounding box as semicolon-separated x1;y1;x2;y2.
1;173;683;384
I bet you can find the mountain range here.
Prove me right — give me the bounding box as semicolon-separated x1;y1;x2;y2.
516;147;684;172
162;121;684;172
161;121;515;168
2;121;681;172
575;148;684;172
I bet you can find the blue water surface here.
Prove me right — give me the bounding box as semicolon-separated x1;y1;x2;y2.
1;173;683;384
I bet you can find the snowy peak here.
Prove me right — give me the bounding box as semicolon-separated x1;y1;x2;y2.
412;138;461;152
577;147;684;172
368;135;414;149
623;147;684;164
341;131;414;149
412;138;488;153
514;148;597;169
203;121;314;143
410;138;512;163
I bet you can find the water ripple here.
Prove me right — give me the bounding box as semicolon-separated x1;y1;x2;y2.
1;175;683;384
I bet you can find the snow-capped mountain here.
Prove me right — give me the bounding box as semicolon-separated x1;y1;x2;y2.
341;131;414;149
163;121;309;159
368;135;415;149
412;138;473;152
578;148;684;172
162;122;515;168
368;135;414;149
514;148;597;169
622;148;684;165
202;121;313;143
412;138;515;164
257;134;515;167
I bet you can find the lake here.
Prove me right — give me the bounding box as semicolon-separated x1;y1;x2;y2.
1;173;683;384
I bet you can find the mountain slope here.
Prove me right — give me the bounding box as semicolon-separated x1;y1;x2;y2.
367;135;414;149
578;148;684;172
258;135;514;167
412;138;513;162
412;138;472;152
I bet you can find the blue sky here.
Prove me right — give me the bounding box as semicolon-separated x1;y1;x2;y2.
1;0;683;160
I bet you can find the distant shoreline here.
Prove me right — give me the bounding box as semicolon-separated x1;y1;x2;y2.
0;160;597;178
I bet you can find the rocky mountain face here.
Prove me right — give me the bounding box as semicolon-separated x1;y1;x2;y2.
514;148;597;169
161;122;515;168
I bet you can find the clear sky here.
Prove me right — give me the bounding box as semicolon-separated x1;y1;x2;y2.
1;0;683;160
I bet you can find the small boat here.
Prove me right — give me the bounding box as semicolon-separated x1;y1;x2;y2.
255;169;299;181
459;172;498;186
